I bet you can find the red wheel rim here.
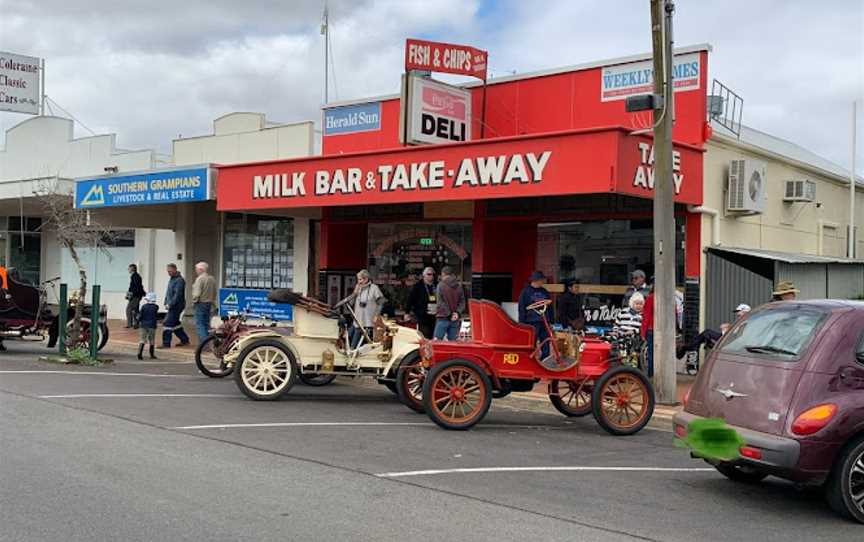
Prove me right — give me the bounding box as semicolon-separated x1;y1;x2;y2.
430;365;485;424
599;373;649;429
553;380;591;411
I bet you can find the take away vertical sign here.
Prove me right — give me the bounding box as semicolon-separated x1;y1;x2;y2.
405;39;488;80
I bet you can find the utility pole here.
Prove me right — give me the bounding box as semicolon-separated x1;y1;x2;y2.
650;0;677;404
850;101;857;259
321;1;329;105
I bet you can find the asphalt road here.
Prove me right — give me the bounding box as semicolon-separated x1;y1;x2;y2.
0;343;858;541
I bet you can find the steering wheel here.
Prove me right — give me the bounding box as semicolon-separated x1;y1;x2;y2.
526;299;552;313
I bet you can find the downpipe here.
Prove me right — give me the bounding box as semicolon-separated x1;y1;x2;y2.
687;205;720;246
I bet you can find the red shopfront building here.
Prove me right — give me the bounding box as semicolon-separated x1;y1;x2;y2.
217;45;709;329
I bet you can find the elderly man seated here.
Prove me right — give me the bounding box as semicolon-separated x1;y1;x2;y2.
676;303;751;359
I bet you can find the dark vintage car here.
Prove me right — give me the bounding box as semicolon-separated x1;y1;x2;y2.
673;300;864;523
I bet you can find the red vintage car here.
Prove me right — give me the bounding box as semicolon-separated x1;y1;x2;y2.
418;299;655;434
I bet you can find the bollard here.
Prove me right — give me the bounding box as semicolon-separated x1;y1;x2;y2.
58;283;68;355
89;285;101;360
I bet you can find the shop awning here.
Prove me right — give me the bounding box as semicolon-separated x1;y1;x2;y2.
215;127;704;211
707;246;864;265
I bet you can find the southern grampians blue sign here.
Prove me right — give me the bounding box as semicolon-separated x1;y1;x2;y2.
74;166;211;208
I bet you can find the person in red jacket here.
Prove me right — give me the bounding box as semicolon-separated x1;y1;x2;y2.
640;287;654;378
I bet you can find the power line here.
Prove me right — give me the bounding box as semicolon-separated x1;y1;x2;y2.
45;96;97;136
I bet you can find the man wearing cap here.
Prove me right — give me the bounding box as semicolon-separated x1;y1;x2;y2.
623;270;650;307
676;303;751;360
518;271;552;358
772;281;800;301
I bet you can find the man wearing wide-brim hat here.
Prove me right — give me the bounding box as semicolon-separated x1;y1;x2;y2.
772;281;800;301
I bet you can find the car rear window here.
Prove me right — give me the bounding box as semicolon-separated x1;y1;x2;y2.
720;307;826;360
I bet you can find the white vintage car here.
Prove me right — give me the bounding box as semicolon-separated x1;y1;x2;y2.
223;290;425;411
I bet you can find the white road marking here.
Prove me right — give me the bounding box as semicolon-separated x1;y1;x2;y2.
376;466;716;478
174;422;559;430
39;394;236;399
0;370;194;378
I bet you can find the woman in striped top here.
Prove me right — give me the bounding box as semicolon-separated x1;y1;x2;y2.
614;292;645;336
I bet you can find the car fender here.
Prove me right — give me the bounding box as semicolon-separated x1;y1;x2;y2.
226;330;299;364
434;352;501;389
384;344;420;376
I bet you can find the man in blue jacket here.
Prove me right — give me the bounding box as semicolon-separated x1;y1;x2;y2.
161;263;190;348
518;270;551;359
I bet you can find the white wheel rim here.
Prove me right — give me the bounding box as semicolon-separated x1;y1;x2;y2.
241;346;291;396
850;451;864;514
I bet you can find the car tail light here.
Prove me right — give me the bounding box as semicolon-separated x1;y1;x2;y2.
682;389;691;408
739;446;762;460
791;403;838;436
674;424;686;438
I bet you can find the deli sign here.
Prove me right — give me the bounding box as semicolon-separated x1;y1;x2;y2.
405;38;487;80
403;75;472;145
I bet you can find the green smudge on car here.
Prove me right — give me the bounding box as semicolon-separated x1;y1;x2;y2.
675;418;745;462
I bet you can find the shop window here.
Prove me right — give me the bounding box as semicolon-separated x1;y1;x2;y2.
7;217;42;233
60;230;136;292
536;219;684;286
8;233;41;285
222;214;294;290
367;223;472;314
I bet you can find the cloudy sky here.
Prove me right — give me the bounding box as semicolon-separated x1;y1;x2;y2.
1;0;862;173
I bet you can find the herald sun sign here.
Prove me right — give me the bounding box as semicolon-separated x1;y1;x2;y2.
405;38;488;80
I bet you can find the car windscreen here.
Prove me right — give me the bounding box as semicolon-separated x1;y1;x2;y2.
720;307;826;360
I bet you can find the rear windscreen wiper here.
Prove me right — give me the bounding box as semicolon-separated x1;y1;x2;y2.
744;345;797;356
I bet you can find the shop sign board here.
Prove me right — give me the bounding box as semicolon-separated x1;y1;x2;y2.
324;102;381;135
217;128;703;211
0;51;40;115
600;52;700;102
405;38;487;80
617;139;694;199
74;166;212;209
403;75;472;145
218;288;293;321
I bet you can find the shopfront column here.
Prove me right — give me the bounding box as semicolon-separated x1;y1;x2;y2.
470;203;539;303
317;214;367;304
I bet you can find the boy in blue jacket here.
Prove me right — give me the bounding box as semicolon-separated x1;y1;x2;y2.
138;292;159;360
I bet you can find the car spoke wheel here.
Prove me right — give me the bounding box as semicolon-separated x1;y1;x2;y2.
234;340;297;401
422;359;492;430
549;379;592;417
591;366;655;436
66;320;98;351
396;354;426;413
195;335;232;378
828;436;864;523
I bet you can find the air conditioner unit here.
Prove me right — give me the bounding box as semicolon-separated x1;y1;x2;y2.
727;159;767;214
783;179;816;202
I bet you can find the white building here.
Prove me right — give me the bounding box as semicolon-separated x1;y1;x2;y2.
0;115;162;314
0;112;314;319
